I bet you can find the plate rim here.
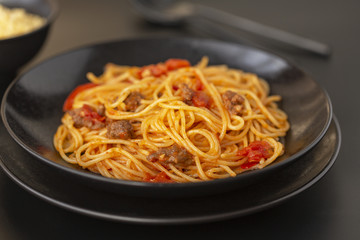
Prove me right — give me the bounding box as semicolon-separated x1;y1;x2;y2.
0;116;341;224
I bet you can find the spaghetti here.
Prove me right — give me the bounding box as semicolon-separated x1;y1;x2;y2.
54;57;290;183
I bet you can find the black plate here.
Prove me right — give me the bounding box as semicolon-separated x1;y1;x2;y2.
1;38;333;197
0;116;341;224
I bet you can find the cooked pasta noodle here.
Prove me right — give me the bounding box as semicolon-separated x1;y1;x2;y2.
54;57;290;183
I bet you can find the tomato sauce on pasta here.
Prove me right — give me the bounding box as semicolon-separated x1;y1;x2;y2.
53;57;290;183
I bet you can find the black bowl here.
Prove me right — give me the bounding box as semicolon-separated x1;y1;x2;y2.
0;0;58;80
1;38;333;198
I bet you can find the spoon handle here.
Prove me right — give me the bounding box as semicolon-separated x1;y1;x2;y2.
195;4;331;57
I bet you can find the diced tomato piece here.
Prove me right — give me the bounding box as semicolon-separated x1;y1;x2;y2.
137;65;152;78
237;141;274;168
144;172;174;183
240;162;258;169
63;83;98;111
248;141;273;159
137;59;191;79
192;91;211;108
81;104;106;122
194;77;204;91
135;69;143;79
165;59;190;71
138;63;168;78
151;63;168;77
238;148;248;157
247;150;263;162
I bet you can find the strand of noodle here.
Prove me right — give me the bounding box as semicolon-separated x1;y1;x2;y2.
53;127;78;164
257;118;288;133
180;109;220;158
103;160;140;180
205;168;231;179
222;120;252;142
168;164;201;182
159;103;222;125
194;156;209;180
106;159;151;177
96;162;114;178
118;149;157;175
153;163;186;182
207;83;228;139
250;124;286;138
237;89;281;127
195;56;209;68
219;165;236;177
227;115;245;131
108;97;181;119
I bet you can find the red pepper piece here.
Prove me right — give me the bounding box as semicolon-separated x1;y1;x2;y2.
63;83;98;111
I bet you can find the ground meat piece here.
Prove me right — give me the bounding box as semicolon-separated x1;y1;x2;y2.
106;120;134;139
179;83;195;105
179;83;211;108
124;92;144;112
68;105;105;130
147;144;194;166
222;90;245;115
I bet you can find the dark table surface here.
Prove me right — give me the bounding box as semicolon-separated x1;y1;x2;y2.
1;0;359;239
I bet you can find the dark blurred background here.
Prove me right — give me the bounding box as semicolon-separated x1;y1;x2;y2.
1;0;359;239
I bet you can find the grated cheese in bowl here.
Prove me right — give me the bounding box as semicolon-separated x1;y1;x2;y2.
0;4;46;40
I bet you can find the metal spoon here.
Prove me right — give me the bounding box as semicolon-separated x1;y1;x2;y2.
131;0;331;57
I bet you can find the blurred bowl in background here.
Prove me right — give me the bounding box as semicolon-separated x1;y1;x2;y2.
0;0;58;82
